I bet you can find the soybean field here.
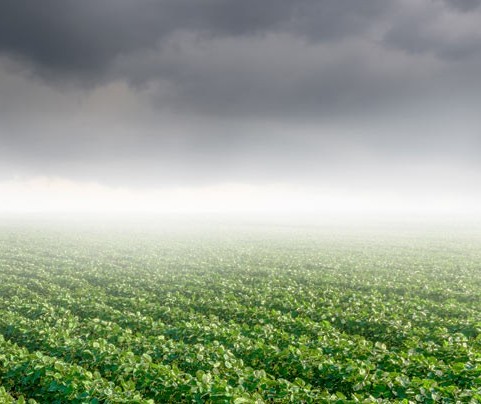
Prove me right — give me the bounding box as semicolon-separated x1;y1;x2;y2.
1;219;481;403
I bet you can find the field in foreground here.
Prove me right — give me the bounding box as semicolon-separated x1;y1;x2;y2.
1;218;481;403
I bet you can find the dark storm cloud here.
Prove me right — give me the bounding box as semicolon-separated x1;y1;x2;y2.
384;2;481;61
0;0;389;79
442;0;481;12
1;0;481;189
1;0;480;109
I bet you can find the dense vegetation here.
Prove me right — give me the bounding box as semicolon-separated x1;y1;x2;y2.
1;219;481;402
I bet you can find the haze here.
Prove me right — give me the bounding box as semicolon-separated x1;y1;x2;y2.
1;0;481;215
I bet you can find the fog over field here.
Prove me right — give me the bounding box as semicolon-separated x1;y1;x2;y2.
3;4;481;402
1;0;481;215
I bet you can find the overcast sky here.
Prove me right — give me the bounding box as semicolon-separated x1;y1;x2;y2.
1;0;481;212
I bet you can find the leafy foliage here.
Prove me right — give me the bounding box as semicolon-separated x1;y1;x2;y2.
1;223;481;402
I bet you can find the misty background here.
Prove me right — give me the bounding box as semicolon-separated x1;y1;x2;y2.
1;0;481;213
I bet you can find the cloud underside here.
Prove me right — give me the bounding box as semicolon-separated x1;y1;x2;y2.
0;0;481;189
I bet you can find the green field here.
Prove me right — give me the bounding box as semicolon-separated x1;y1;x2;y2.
1;218;481;403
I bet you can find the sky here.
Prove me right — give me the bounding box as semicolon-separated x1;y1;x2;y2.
1;0;481;214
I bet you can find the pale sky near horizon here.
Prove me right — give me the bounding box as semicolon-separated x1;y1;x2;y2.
1;0;481;213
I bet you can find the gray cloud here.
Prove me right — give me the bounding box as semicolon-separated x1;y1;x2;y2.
384;1;481;61
2;0;480;110
0;0;481;192
442;0;481;12
0;0;387;79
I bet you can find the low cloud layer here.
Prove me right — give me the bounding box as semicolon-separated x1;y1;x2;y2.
0;0;480;199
